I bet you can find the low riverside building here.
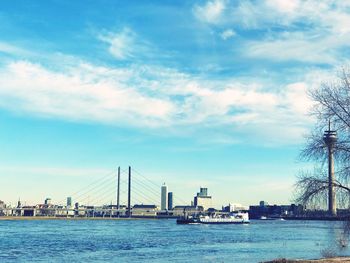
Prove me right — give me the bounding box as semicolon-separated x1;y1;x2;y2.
0;202;133;218
172;205;204;216
222;203;248;212
22;206;36;216
249;201;304;219
35;204;56;217
0;200;6;216
105;204;126;217
54;205;75;217
115;205;127;217
88;205;127;217
132;204;158;216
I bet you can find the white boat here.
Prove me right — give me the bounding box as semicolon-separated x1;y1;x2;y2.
177;212;250;224
199;212;250;224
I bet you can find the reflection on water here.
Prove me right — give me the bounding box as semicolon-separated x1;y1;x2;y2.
0;219;349;262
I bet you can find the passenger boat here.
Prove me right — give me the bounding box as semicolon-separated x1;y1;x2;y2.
177;212;250;224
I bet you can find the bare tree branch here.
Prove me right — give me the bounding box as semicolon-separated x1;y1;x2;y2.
296;68;350;210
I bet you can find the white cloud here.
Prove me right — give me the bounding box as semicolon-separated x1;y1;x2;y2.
193;0;226;24
0;41;31;56
265;0;300;14
193;1;350;65
98;27;151;60
230;0;349;31
220;29;236;40
100;28;131;59
0;57;317;145
244;32;341;64
0;61;175;127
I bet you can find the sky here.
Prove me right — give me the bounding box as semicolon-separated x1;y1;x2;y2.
1;0;349;208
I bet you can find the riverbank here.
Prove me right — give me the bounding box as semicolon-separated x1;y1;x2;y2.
264;258;350;262
0;216;143;220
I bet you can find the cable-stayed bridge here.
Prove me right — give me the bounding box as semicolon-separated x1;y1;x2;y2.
3;166;189;218
61;167;162;208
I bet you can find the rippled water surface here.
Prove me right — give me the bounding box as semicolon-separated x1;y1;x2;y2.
0;219;349;262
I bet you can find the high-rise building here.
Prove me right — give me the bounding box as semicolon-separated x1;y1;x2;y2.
44;198;51;205
67;197;72;207
168;192;173;210
197;187;208;197
259;201;268;207
161;183;168;210
194;187;212;210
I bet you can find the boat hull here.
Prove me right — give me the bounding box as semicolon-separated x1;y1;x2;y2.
176;218;198;224
176;218;250;224
199;221;250;224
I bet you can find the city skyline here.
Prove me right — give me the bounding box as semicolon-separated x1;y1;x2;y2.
1;1;349;206
0;182;256;211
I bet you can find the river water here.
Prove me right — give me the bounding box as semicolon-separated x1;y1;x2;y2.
0;219;349;262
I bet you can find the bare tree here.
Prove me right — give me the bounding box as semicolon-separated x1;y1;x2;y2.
295;172;350;207
296;68;350;209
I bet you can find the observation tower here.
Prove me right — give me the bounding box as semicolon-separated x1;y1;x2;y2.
323;121;337;216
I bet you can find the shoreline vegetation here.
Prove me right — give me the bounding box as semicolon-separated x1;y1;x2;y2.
264;258;350;262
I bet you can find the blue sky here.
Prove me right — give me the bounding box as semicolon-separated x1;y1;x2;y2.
0;0;349;207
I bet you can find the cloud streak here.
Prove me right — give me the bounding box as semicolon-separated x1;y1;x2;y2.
0;57;316;145
2;1;344;146
193;0;226;24
98;27;152;60
220;29;236;40
194;0;350;65
0;61;174;127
